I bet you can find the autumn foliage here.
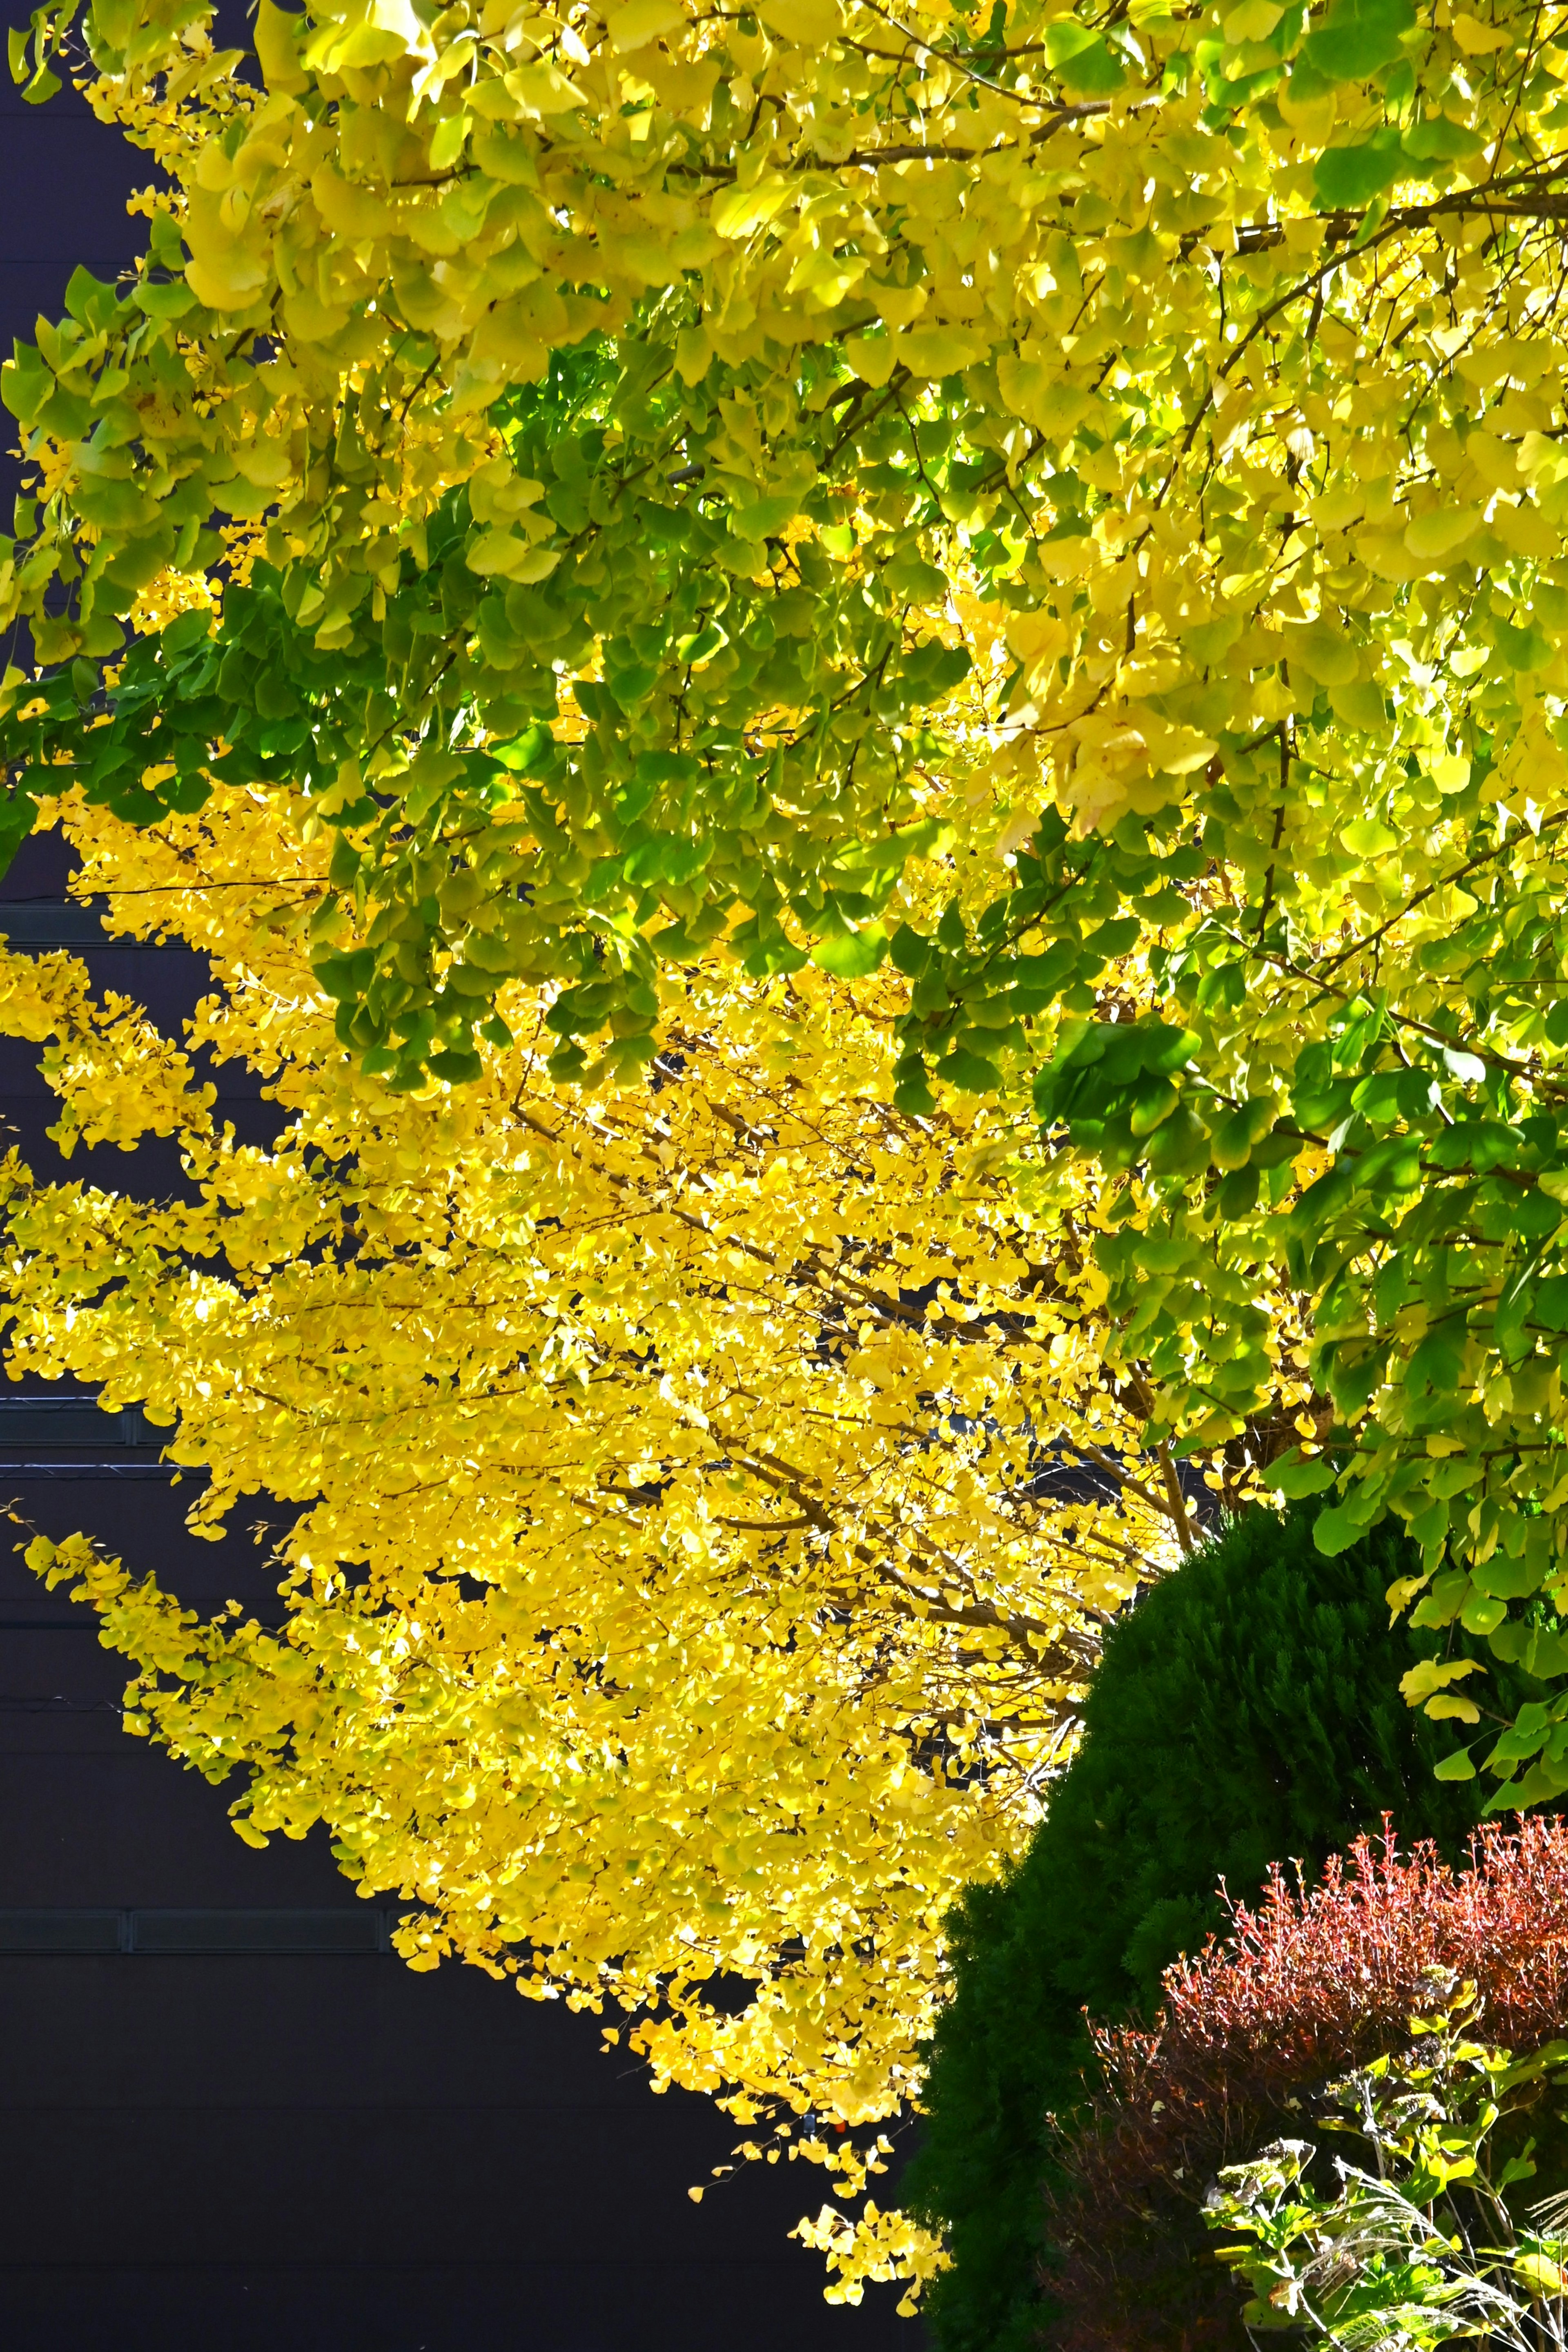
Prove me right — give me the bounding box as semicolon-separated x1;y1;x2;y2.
0;779;1272;2310
19;0;1568;2312
1043;1816;1568;2350
12;0;1568;1799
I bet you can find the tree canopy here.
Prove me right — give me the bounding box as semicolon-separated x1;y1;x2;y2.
13;0;1568;2306
0;778;1247;2308
9;0;1568;1787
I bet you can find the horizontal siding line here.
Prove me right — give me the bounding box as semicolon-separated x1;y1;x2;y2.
0;1908;405;1955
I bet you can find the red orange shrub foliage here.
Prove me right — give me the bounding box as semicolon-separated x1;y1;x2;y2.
1042;1816;1568;2351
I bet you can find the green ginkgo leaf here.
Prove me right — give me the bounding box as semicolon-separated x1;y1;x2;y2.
812;924;889;977
1314;127;1404;206
1301;0;1415;82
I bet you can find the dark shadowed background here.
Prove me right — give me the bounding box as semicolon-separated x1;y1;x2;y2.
0;28;926;2346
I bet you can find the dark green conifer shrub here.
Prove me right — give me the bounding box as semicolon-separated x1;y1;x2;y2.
905;1504;1522;2352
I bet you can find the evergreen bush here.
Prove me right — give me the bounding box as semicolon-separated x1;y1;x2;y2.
906;1505;1525;2352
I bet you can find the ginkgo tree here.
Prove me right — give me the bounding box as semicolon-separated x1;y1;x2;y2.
0;780;1287;2307
8;0;1568;1786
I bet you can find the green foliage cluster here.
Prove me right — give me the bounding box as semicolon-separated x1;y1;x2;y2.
1;343;976;1089
1207;1992;1568;2348
906;1506;1521;2352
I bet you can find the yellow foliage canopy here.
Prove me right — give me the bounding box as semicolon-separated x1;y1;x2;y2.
20;0;1568;2274
0;785;1266;2303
